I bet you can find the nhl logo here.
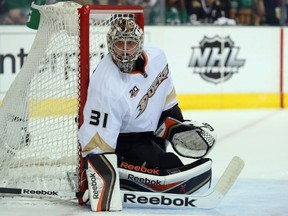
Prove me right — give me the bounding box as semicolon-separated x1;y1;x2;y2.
188;35;245;84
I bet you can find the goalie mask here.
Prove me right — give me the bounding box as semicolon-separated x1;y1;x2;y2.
107;17;144;73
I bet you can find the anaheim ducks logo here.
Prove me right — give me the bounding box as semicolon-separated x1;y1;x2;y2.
188;35;245;84
136;65;169;118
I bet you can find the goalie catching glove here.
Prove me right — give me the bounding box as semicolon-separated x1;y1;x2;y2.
156;117;216;159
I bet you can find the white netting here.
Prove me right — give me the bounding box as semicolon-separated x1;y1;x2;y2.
0;2;81;199
0;2;143;200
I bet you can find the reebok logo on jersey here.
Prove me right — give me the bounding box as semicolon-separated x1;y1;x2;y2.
136;64;169;118
129;85;140;98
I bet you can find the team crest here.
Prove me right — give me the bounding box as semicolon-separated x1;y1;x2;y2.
188;35;245;84
136;65;169;118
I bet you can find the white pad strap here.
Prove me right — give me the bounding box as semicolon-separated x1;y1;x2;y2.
86;153;122;211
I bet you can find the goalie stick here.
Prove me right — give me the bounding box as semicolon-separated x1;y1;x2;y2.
0;156;244;209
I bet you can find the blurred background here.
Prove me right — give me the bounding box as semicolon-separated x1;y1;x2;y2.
1;0;288;110
0;2;287;215
0;0;288;26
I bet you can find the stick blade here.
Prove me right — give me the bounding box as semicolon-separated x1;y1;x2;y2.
214;156;245;196
193;156;245;209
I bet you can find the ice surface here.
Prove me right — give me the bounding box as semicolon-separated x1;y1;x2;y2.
0;109;287;216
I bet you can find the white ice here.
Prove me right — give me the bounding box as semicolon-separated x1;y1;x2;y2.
1;109;287;216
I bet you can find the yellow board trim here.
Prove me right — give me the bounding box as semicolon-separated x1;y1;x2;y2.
29;98;78;117
178;93;283;110
0;98;78;117
0;93;287;117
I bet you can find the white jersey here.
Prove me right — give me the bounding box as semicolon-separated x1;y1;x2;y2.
78;44;178;156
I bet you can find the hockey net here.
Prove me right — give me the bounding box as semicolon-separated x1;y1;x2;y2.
0;2;144;201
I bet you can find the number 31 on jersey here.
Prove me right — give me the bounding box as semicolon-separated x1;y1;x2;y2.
89;110;108;128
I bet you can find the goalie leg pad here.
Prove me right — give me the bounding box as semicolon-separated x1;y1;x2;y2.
86;153;122;212
118;158;212;195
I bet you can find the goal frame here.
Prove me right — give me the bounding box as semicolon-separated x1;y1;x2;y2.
0;3;144;204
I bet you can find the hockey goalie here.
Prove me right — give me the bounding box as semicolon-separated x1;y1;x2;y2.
78;16;216;212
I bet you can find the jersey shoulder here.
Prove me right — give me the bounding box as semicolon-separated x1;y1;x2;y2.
89;55;128;104
143;43;167;62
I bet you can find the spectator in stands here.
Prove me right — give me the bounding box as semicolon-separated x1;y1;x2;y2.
108;0;153;7
5;0;33;24
230;0;254;25
108;0;129;4
69;0;100;4
0;0;13;24
107;0;154;25
47;0;99;5
254;0;265;25
165;0;188;24
286;0;288;25
131;0;157;25
185;0;232;24
46;0;58;4
264;0;280;25
150;0;188;25
184;0;200;23
254;0;280;25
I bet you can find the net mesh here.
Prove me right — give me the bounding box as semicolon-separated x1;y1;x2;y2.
0;2;143;200
0;2;81;199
